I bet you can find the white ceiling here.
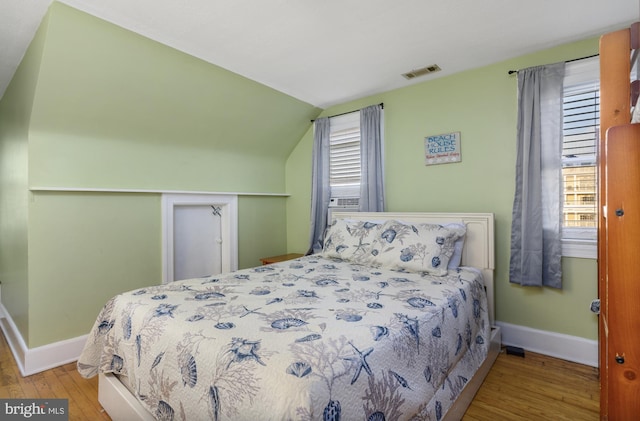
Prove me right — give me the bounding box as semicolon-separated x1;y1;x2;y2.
1;0;638;108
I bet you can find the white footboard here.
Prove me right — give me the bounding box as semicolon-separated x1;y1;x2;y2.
98;373;155;421
444;326;502;420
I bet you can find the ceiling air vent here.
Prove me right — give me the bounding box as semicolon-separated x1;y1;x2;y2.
402;64;441;80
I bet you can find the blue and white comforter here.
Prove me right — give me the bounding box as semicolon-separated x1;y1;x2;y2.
78;255;489;421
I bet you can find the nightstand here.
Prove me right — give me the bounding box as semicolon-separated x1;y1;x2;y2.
260;253;304;265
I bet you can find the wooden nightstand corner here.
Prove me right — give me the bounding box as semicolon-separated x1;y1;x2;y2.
260;253;304;265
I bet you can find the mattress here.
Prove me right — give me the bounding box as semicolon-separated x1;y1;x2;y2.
78;255;490;420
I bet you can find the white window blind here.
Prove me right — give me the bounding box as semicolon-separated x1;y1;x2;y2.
561;56;599;251
329;112;361;190
563;87;599;161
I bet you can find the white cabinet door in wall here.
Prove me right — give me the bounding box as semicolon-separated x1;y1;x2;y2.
162;194;238;283
173;205;222;281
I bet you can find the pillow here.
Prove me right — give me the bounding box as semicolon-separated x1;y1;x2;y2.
321;219;383;265
444;223;466;269
371;220;466;276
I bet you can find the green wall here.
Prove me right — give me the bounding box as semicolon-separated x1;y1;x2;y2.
285;126;314;252
28;3;319;192
0;2;319;348
286;38;601;341
0;9;52;342
28;192;162;345
238;195;289;268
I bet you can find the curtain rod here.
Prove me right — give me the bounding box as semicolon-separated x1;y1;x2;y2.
507;54;599;75
311;103;384;123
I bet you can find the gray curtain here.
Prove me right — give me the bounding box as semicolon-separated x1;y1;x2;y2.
509;62;565;288
359;104;385;212
307;117;331;254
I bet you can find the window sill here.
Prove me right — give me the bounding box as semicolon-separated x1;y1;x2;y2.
562;238;597;259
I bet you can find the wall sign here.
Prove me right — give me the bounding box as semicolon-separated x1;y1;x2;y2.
424;131;461;165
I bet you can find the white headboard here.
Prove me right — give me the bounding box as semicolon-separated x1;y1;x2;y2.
329;211;496;325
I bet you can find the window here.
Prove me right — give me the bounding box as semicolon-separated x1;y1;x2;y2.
329;111;361;198
561;56;599;258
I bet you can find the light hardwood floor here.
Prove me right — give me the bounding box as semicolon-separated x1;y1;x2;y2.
0;330;598;420
463;350;599;420
0;333;110;420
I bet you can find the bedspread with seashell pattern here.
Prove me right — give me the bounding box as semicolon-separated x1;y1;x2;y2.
78;255;489;421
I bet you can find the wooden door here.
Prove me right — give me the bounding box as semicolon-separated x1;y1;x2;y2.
598;25;634;419
603;123;640;419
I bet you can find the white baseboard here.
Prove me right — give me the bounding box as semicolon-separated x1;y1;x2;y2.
0;284;5;318
496;321;598;367
0;301;88;376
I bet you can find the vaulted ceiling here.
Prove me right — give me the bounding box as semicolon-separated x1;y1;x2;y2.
2;0;638;108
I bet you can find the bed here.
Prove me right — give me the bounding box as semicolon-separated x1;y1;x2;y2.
77;212;500;420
